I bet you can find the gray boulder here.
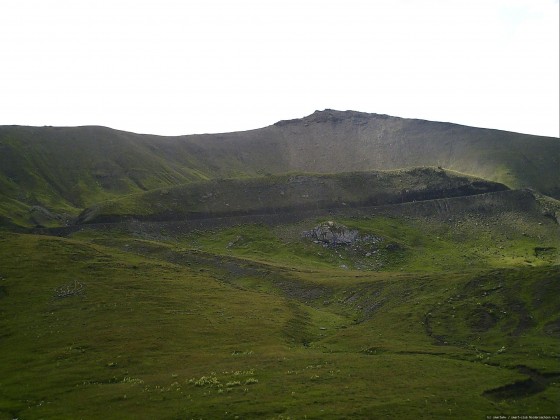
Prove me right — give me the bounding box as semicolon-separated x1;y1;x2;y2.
303;221;359;246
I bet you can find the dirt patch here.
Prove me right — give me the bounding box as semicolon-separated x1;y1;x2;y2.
531;273;560;309
543;318;560;338
510;301;535;336
483;366;560;402
422;310;447;346
534;246;557;257
467;304;499;332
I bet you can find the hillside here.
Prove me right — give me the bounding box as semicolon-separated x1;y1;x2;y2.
77;167;508;224
1;111;559;418
1;191;559;417
1;110;559;228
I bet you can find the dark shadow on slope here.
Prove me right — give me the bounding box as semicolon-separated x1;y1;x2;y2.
483;366;560;401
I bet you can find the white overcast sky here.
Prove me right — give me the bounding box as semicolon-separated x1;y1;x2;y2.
1;0;558;137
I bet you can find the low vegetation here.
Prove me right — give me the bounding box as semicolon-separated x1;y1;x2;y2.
1;113;559;418
1;188;558;418
77;167;507;224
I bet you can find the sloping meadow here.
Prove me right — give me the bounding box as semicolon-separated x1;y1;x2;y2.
1;170;558;418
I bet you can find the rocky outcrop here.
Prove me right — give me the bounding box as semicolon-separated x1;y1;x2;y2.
303;221;358;246
302;221;382;248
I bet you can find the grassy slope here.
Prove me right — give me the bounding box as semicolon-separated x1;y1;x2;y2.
0;126;213;226
1;110;558;226
1;110;559;418
78;167;507;223
1;225;558;419
2;190;558;418
65;179;559;292
69;188;560;273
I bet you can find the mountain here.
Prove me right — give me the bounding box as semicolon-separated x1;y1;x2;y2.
1;111;559;418
1;110;559;227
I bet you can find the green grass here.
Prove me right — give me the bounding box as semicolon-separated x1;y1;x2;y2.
144;203;558;274
1;227;558;419
1;113;559;418
1;116;559;418
0;233;295;418
77;168;508;224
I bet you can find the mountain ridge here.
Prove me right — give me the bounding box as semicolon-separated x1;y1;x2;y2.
6;109;547;137
1;110;559;228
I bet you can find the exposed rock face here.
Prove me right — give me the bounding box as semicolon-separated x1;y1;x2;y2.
303;221;359;246
302;221;383;248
